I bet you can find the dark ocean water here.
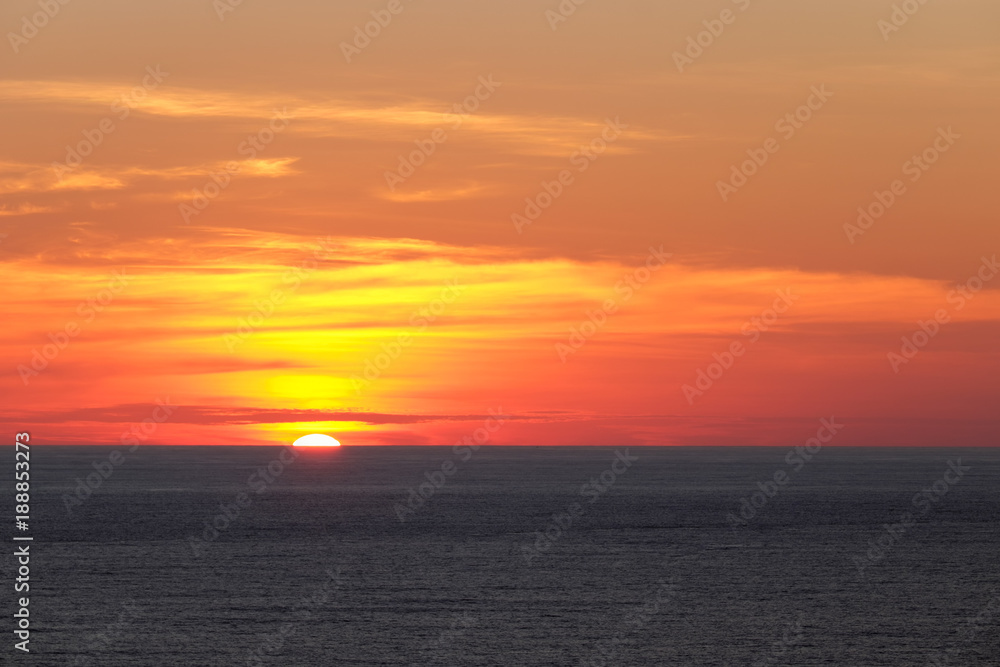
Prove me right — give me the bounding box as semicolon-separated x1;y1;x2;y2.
15;446;1000;666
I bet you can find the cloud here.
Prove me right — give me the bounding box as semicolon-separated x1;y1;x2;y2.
0;203;58;216
9;404;525;426
0;164;123;195
0;80;675;156
379;182;500;203
0;158;300;196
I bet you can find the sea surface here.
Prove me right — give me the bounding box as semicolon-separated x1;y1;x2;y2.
17;446;1000;666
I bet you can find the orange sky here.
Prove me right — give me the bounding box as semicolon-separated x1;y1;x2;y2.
1;0;998;446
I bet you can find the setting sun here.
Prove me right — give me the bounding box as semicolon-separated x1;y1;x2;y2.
292;434;342;447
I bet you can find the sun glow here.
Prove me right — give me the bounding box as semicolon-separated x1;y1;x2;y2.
292;434;342;447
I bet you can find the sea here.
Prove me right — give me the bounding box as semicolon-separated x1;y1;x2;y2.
19;446;1000;666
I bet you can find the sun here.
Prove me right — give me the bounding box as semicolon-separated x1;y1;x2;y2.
292;434;342;447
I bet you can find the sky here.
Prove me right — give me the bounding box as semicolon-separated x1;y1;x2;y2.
1;0;998;446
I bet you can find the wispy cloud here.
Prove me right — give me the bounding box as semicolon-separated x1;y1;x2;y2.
0;80;676;155
0;202;58;216
0;158;300;196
